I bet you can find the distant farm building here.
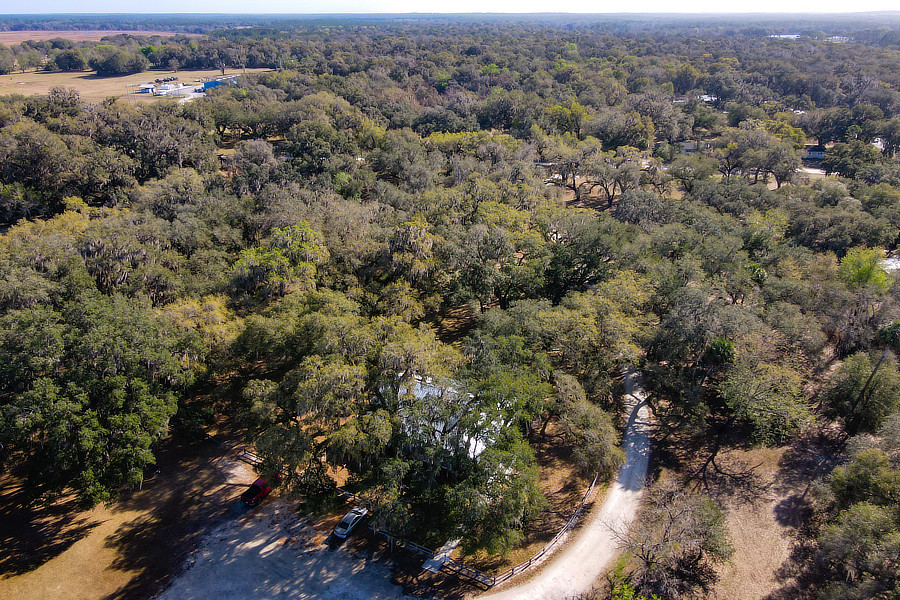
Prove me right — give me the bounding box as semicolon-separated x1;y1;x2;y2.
804;144;826;160
135;74;242;102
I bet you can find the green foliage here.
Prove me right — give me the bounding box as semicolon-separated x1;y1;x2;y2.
831;449;900;510
669;154;716;194
838;246;890;292
448;429;548;555
702;337;736;369
54;49;87;71
823;352;900;435
812;415;900;599
232;222;327;300
718;360;809;445
822;140;885;179
609;582;661;600
89;49;149;76
546;99;589;138
817;502;900;599
0;293;200;505
5;20;900;579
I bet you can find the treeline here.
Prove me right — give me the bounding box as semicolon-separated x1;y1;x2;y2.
0;20;899;594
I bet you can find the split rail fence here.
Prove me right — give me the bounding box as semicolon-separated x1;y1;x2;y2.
364;471;600;588
227;437;601;589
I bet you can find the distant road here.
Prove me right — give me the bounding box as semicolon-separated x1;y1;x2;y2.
482;369;652;600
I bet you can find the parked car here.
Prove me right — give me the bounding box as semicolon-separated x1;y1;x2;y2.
240;477;272;506
333;506;368;539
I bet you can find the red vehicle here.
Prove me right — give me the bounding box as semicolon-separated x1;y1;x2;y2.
240;477;272;506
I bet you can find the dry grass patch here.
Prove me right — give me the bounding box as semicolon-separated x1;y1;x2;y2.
0;431;258;600
462;422;591;574
0;67;271;103
710;445;793;600
0;30;201;45
661;424;842;600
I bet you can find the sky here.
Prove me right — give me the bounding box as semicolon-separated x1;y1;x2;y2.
5;1;900;15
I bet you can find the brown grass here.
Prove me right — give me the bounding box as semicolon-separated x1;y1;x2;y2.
0;31;200;45
463;422;591;574
651;417;844;600
0;430;259;600
0;67;272;103
711;445;794;600
652;425;794;600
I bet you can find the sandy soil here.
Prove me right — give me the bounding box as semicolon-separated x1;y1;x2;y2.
713;428;842;600
157;499;419;600
712;446;794;600
0;433;257;600
883;256;900;272
482;369;652;600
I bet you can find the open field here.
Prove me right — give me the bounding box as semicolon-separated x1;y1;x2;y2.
0;67;272;103
0;30;200;44
651;417;844;600
0;431;258;600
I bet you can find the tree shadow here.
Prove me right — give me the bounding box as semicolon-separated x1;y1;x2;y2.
656;414;769;506
0;477;101;576
770;423;844;531
142;509;441;600
762;539;822;600
98;432;248;600
772;424;844;496
762;425;846;600
690;450;769;507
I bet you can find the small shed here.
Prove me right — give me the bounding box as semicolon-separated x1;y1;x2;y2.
139;83;156;93
804;145;826;160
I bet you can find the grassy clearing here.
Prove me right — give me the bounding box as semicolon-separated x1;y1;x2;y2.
0;67;272;103
0;31;200;45
0;428;257;600
650;416;843;600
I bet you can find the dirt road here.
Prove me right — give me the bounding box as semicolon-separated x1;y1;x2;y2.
482;370;652;600
156;499;417;600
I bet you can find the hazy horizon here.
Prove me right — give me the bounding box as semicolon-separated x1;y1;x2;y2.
3;3;900;16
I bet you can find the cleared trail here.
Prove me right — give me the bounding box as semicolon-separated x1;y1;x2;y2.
482;370;652;600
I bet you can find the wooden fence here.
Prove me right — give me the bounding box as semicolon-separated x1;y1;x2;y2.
235;447;264;467
367;471;601;588
369;526;496;588
491;471;600;586
227;438;602;589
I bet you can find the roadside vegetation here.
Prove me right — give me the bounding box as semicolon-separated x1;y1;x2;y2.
1;13;900;599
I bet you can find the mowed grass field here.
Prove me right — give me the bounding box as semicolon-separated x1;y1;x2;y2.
0;67;273;103
0;30;201;44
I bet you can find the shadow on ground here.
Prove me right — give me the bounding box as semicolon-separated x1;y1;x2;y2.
0;480;101;577
98;431;250;600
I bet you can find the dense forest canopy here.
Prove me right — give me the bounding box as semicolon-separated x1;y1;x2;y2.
1;14;900;598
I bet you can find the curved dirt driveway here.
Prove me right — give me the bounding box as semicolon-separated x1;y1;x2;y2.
482;370;652;600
